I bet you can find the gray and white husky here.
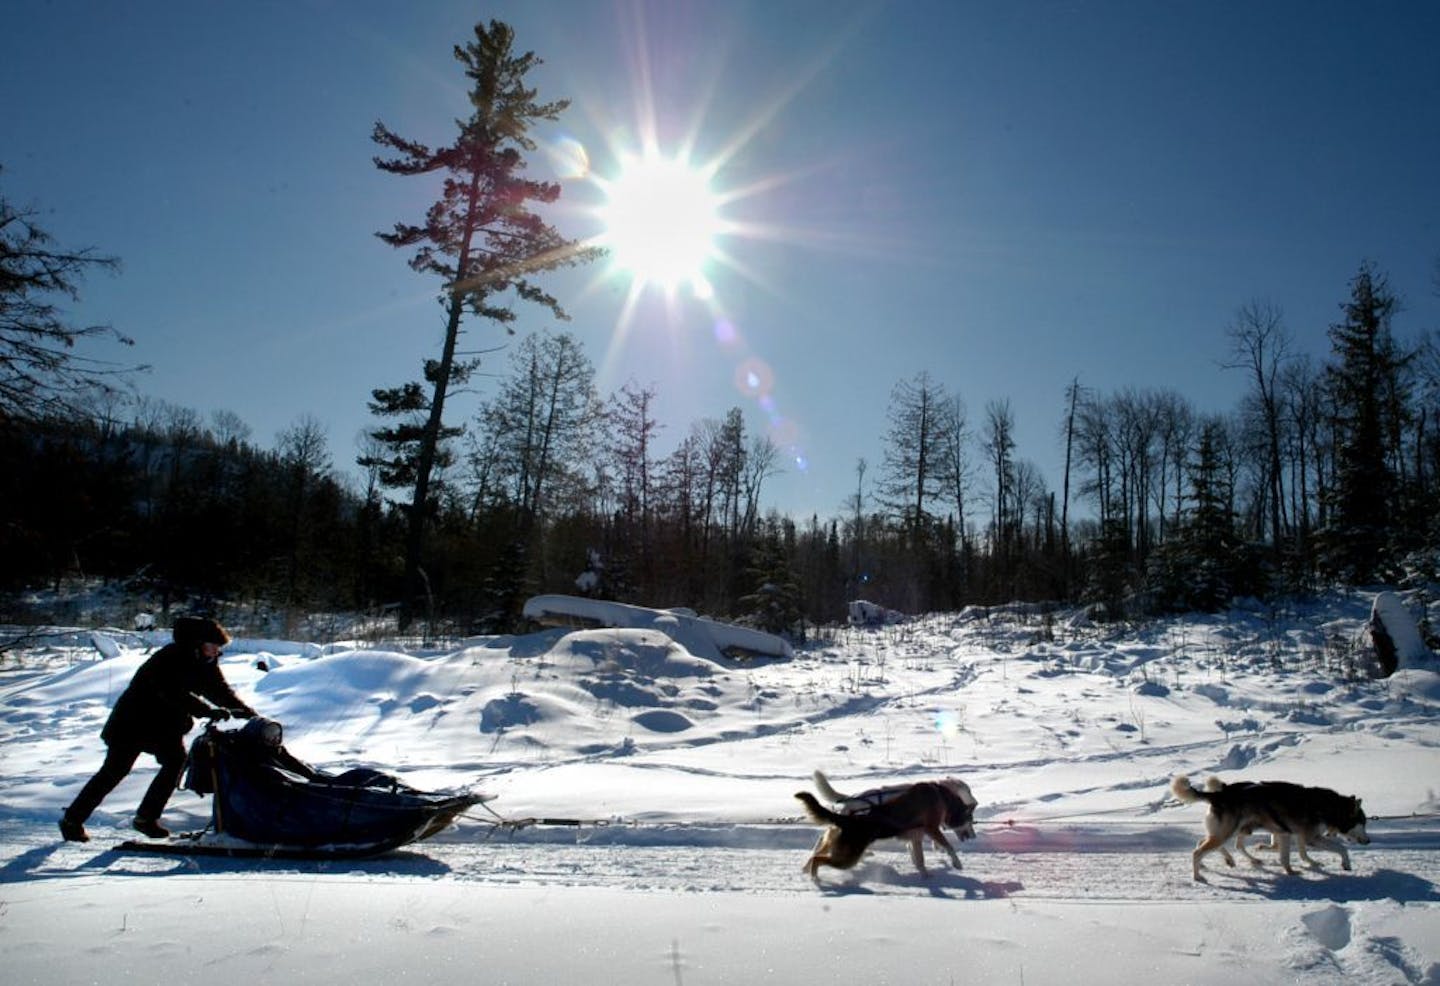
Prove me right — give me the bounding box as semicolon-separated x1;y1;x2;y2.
1171;775;1370;881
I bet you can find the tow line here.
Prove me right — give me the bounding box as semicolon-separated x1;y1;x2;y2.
462;801;813;835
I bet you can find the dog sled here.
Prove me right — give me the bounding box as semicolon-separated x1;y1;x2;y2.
116;719;485;859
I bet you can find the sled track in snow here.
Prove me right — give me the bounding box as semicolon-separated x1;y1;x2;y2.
421;816;1440;901
431;842;1440;903
11;817;1436;906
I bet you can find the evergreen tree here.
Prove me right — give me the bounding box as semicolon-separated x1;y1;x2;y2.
368;20;596;628
1084;515;1132;620
1318;263;1405;582
737;519;802;635
1149;419;1257;612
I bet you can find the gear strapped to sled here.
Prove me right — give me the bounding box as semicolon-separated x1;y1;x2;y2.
117;719;484;858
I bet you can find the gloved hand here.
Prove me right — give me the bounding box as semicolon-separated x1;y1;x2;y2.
202;707;231;721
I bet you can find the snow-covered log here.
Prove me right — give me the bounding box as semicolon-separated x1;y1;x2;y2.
846;600;904;626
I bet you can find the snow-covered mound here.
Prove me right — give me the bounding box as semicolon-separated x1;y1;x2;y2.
1369;589;1435;674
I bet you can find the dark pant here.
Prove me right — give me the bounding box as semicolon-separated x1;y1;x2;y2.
65;737;187;823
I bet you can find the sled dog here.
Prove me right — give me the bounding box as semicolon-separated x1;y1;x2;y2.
795;770;977;878
1170;775;1369;882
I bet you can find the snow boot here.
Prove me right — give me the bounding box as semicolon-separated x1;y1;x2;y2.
132;816;170;839
58;814;89;842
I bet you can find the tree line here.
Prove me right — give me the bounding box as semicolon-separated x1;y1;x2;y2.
5;256;1439;635
5;20;1439;637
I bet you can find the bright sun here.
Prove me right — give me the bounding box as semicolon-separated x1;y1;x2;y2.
599;151;722;296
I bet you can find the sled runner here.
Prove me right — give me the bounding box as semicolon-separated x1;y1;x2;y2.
116;719;485;859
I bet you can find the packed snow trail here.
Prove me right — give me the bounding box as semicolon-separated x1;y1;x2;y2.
13;817;1437;905
397;839;1440;903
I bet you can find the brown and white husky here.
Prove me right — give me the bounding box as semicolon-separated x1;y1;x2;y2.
796;770;977;879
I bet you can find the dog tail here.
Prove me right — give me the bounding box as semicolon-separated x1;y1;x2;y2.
796;790;846;826
1170;775;1211;804
812;770;848;805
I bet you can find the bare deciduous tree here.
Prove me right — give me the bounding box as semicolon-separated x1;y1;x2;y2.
879;372;953;545
983;397;1017;557
1224;300;1293;555
0;177;143;420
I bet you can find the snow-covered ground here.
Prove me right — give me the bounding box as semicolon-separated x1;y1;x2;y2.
2;592;1438;985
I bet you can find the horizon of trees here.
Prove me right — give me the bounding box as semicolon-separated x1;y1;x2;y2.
6;257;1440;638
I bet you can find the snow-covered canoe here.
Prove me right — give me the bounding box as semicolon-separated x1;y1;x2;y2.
522;594;793;661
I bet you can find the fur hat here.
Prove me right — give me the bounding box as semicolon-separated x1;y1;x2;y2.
173;616;232;647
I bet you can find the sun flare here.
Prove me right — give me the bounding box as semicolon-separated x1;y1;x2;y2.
598;151;722;295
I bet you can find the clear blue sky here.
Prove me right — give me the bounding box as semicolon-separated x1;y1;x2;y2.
6;1;1438;520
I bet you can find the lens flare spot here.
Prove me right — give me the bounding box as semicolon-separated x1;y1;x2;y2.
547;136;590;180
769;417;800;446
935;709;963;738
734;357;773;399
713;319;739;347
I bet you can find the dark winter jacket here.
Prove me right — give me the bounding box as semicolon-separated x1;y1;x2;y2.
101;638;255;753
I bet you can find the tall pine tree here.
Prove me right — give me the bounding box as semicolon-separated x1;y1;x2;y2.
366;21;597;629
1319;262;1405;583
